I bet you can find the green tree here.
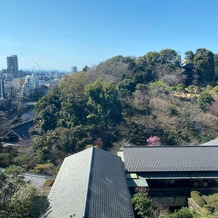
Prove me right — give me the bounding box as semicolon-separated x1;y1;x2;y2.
85;79;122;130
214;53;218;80
144;51;160;66
159;49;181;68
184;51;195;63
197;91;214;111
59;73;90;128
0;165;48;218
35;85;61;132
131;192;152;218
9;184;36;218
193;48;215;84
164;207;194;218
82;65;89;71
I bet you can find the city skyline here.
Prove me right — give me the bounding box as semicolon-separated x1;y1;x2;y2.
1;0;218;71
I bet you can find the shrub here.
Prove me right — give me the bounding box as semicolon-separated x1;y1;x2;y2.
32;163;55;175
190;191;205;207
202;195;210;204
164;207;193;218
197;91;214;111
131;192;152;218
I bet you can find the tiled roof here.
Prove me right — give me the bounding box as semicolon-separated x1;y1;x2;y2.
85;148;134;218
47;147;134;218
181;63;195;69
12;120;34;140
201;138;218;146
22;172;51;187
47;148;92;218
123;146;218;172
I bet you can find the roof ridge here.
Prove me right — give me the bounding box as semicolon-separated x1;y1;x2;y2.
84;146;94;217
123;145;218;148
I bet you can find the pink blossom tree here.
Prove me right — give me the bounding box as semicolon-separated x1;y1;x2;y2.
94;137;103;148
146;136;161;146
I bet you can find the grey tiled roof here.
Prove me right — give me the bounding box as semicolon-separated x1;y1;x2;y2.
22;172;50;187
123;146;218;172
85;148;134;218
47;148;92;218
201;138;218;146
47;147;134;218
11;120;34;140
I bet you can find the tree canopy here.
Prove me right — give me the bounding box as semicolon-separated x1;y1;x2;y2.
0;165;49;218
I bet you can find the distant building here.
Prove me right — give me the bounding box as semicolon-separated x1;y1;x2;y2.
0;78;4;99
7;55;19;78
1;69;7;80
3;120;34;142
12;78;25;95
181;62;196;85
21;73;39;98
71;66;77;73
3;80;13;98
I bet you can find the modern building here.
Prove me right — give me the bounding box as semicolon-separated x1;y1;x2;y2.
7;55;19;78
12;78;25;97
0;78;4;99
21;74;39;98
71;66;77;73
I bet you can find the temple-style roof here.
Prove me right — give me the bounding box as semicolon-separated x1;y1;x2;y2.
123;146;218;172
181;63;195;70
3;120;34;141
47;147;134;218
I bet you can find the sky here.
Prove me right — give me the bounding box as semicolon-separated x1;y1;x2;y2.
0;0;218;71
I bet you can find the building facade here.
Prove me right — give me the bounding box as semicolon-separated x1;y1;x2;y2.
0;79;4;99
121;146;218;207
71;66;77;73
7;55;19;78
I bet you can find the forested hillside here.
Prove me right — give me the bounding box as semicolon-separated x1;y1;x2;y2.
1;48;218;174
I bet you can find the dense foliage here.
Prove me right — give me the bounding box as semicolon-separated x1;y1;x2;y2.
20;48;217;174
1;48;218;217
1;48;218;175
0;165;49;218
191;191;218;217
131;192;152;218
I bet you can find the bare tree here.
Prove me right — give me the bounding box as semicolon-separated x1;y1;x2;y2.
87;61;130;82
153;64;183;86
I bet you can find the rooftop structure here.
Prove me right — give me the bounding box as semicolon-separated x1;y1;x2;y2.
122;146;218;207
123;146;218;172
47;147;134;218
3;120;34;142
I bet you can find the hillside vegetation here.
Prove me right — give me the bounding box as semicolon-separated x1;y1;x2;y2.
1;48;218;174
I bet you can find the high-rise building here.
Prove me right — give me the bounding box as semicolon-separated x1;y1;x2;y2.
7;55;19;78
71;66;77;73
0;78;4;99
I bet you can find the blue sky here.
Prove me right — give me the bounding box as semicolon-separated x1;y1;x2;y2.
0;0;218;71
